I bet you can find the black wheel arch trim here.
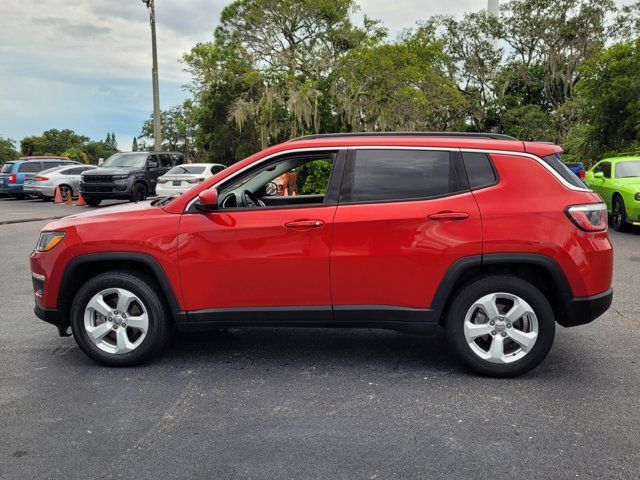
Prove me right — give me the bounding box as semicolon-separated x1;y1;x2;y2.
58;252;183;320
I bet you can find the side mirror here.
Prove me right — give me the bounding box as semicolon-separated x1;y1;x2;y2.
265;181;278;196
147;160;159;169
197;189;218;212
593;172;605;179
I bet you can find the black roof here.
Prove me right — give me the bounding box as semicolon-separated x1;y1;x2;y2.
287;132;519;143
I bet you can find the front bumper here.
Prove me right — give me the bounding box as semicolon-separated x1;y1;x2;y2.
559;288;613;327
34;304;69;336
80;182;131;200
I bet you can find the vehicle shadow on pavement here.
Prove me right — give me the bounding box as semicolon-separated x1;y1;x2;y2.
159;326;465;374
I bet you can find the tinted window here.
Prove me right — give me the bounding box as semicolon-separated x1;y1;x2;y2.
171;154;184;165
63;167;94;175
159;154;172;168
167;165;206;175
344;150;459;203
43;161;69;168
463;153;498;189
211;165;226;174
1;163;14;173
18;162;44;173
541;153;585;187
615;160;640;178
594;161;612;178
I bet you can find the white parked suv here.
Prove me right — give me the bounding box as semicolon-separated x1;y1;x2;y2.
155;163;226;197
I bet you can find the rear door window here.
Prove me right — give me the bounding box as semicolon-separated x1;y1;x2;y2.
341;149;461;203
159;154;173;168
18;162;44;173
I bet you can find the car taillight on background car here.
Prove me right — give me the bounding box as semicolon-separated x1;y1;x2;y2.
565;203;607;232
33;176;48;182
187;178;205;184
8;174;16;184
157;179;168;184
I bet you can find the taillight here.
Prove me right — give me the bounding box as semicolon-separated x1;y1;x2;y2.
34;176;48;181
187;178;205;184
158;179;168;184
565;203;607;232
579;169;585;180
8;174;16;184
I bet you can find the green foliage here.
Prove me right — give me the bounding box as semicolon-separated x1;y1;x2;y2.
62;147;89;164
139;103;198;160
20;129;89;157
297;160;333;195
131;137;139;152
0;137;20;164
568;39;640;161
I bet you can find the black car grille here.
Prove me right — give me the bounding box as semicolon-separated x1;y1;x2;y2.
83;175;114;183
82;185;113;192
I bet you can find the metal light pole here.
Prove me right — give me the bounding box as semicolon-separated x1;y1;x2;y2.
142;0;162;151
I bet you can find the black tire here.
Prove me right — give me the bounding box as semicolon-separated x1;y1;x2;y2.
70;270;172;366
611;195;629;232
59;184;73;202
131;183;147;202
445;275;555;378
84;197;101;207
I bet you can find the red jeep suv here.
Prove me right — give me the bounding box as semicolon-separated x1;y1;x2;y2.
30;133;613;377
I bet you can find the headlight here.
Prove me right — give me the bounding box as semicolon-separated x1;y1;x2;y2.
35;231;66;252
112;175;129;180
635;193;640;201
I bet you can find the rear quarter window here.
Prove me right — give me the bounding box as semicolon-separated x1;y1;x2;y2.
1;163;15;173
462;153;498;189
540;153;585;188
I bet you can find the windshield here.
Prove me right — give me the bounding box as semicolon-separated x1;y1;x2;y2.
615;160;640;178
102;153;148;168
167;165;205;175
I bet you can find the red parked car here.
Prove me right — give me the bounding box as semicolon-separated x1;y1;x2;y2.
30;133;613;377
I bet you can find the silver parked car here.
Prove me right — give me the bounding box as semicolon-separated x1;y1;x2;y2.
24;164;98;201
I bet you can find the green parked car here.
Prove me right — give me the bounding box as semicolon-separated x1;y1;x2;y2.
585;156;640;231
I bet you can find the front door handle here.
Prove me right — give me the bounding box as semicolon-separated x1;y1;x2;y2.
427;211;469;221
284;219;325;230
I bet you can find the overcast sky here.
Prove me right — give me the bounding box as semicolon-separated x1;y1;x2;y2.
0;0;630;151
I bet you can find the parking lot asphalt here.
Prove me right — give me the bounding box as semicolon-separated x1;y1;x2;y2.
0;202;639;480
0;196;128;224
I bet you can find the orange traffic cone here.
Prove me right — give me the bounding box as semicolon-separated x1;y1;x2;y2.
53;186;62;204
66;192;73;205
76;192;86;206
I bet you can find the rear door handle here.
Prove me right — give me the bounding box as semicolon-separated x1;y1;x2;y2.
284;219;325;229
427;211;469;221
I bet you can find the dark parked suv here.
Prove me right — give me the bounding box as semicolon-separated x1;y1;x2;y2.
79;152;184;206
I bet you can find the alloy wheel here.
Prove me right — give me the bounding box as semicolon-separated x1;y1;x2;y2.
463;292;539;364
83;288;149;355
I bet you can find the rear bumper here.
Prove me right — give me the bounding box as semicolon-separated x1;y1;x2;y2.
0;185;23;195
559;288;613;327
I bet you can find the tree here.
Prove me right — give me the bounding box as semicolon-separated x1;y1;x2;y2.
83;141;118;164
20;129;89;156
139;103;198;160
131;137;139;152
567;39;640;161
0;137;20;164
62;147;89;164
217;0;384;145
332;30;466;132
